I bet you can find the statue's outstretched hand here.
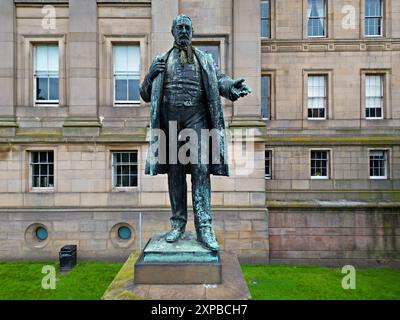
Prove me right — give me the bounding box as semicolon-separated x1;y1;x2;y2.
149;57;166;81
231;78;252;100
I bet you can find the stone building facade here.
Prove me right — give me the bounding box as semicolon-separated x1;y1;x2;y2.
0;0;398;266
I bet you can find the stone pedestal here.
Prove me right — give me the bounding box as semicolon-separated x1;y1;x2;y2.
134;232;222;284
102;249;251;300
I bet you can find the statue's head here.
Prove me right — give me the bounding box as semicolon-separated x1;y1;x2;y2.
171;14;193;47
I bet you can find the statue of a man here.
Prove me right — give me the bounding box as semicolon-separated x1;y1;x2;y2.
140;14;251;251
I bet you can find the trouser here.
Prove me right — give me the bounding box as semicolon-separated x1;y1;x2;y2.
162;102;212;231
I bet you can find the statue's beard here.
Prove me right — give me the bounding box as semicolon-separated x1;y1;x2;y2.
175;37;191;47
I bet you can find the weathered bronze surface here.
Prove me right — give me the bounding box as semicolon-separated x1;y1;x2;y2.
140;14;251;252
143;232;219;263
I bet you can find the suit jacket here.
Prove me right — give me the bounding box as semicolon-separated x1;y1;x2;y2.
140;47;236;176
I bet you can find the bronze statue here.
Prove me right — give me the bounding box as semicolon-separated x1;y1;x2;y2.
140;14;251;251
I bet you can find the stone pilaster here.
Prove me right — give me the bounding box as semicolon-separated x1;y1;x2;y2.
0;0;17;135
232;0;262;121
64;0;101;136
150;0;179;57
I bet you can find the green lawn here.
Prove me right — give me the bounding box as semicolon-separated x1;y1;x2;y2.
242;264;400;300
0;262;399;300
0;261;123;300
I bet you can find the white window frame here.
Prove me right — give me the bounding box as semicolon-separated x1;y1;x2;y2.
369;149;388;180
113;45;141;107
111;150;139;190
310;149;330;179
365;74;384;120
29;150;55;191
364;0;384;37
33;44;60;106
307;0;327;38
307;75;327;120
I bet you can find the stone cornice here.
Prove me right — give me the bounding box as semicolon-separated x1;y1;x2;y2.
267;200;400;209
0;127;148;143
262;39;400;53
263;135;400;146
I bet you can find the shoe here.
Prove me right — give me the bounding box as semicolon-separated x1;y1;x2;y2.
165;228;185;243
197;226;220;251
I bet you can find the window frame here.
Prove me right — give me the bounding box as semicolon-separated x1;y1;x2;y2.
364;0;384;37
194;43;221;69
101;36;147;108
28;150;55;192
361;69;391;121
111;150;139;190
368;149;389;180
307;74;327;120
19;35;66;108
261;74;272;120
361;0;391;39
33;43;60;107
365;74;384;120
307;0;327;38
260;0;271;38
303;70;333;121
261;70;276;121
310;149;330;180
192;37;227;74
265;149;273;179
112;44;141;107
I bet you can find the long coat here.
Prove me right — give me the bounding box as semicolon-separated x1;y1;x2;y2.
140;47;235;177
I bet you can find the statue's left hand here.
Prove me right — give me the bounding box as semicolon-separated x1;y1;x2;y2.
231;78;252;100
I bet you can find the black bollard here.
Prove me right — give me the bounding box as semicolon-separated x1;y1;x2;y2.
59;245;77;272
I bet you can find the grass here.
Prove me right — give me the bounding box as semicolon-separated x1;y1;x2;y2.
0;261;123;300
241;264;400;300
0;262;399;300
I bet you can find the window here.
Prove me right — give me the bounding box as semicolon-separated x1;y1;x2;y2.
365;0;383;36
261;0;271;37
308;75;327;119
34;44;59;105
369;150;388;179
112;151;138;188
30;151;54;189
196;45;220;68
365;75;384;119
261;75;271;120
310;150;329;179
265;150;272;179
307;0;326;37
113;45;140;105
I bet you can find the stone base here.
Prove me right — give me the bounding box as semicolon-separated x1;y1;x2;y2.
102;250;251;300
134;232;221;284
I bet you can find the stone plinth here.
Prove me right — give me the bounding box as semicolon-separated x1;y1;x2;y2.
102;250;251;300
134;232;221;284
